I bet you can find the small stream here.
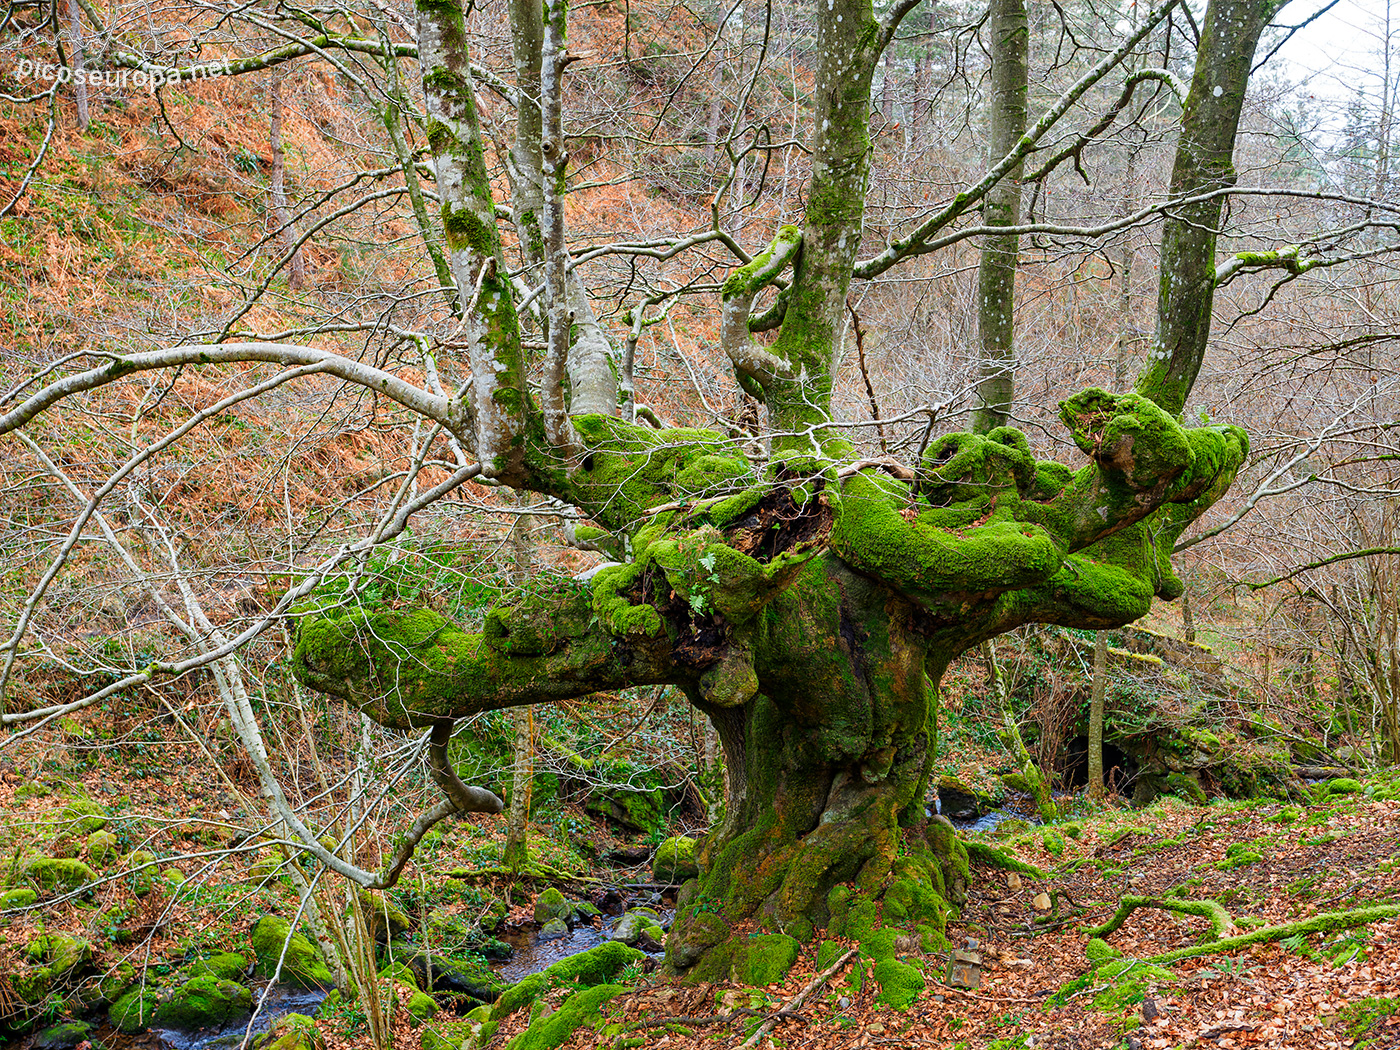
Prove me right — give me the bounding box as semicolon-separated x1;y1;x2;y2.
154;986;327;1050
490;895;673;983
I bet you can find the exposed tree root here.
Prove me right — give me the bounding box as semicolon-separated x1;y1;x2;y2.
738;948;858;1049
1142;903;1400;965
964;841;1048;879
1087;895;1237;940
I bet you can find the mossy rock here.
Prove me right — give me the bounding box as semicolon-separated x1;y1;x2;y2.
873;957;924;1009
26;932;92;976
651;836;699;883
1165;772;1208;805
502;983;626;1050
250;915;333;989
421;1018;479;1050
1328;778;1365;795
355;888;412;943
379;960;419;991
125;850;158;895
990;818;1032;840
31;1020;93;1050
533;887;571;924
407;990;439;1024
162;867;187;887
1;887;38;910
254;1013;325;1050
246;859;283;885
97;960;138;1004
60;798;107;834
188;952;249;981
86;830;119;864
584;787;663;834
153;974;253;1029
491;942;644;1021
731;933;799;985
23;857;97;893
110;985;161;1033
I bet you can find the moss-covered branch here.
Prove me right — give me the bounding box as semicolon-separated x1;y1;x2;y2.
1146;904;1400;965
1086;895;1236;941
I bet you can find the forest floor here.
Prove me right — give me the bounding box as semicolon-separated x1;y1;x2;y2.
471;790;1400;1050
4;748;1400;1050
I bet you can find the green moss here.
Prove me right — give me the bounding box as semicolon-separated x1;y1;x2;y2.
407;990;439;1024
250;915;333;990
23;856;96;892
503;984;626;1050
1339;997;1400;1047
110;985;160;1033
732;934;800;985
872;957;924;1009
1165;772;1208;805
1086;938;1122;964
188;952;249;981
1327;778;1365;795
533;887;570;924
491;942;644;1021
652;836;699;882
60;797;108;833
1;887;38;910
964;842;1046;878
87;830;119;864
153;974;253;1028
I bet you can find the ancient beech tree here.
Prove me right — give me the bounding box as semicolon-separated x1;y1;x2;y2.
0;0;1291;986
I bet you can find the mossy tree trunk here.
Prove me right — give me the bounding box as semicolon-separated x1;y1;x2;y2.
970;0;1028;433
283;0;1261;983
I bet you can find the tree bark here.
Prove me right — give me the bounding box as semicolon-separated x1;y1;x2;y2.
1136;0;1291;415
1087;629;1108;799
269;71;307;291
970;0;1027;433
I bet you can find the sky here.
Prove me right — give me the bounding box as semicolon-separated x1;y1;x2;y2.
1271;0;1393;104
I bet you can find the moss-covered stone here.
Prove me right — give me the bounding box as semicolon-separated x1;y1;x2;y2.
250;915;333;989
491;942;644;1021
731;933;800;985
407;990;439;1024
1328;778;1365;795
110;984;160;1033
30;1020;93;1050
188;952;249;981
86;830;119;864
873;957;924;1009
153;974;253;1029
502;983;626;1050
533;887;570;925
254;1012;324;1050
23;856;96;893
1;887;38;910
355;888;412;943
60;798;107;834
652;836;699;883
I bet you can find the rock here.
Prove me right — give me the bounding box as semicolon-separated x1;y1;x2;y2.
392;944;506;1004
609;907;661;946
60;798;108;834
945;950;982;990
406;990;438;1024
570;900;601;924
162;866;187;886
1;887;38;910
1327;777;1365;795
533;886;571;924
1032;892;1052;912
245;859;282;885
22;857;97;893
584;786;663;834
250;915;333;990
253;1012;324;1050
125;850;158;895
26;933;92;976
936;775;987;820
86;830;119;864
353;888;411;943
153;974;253;1029
1006;872;1023;891
31;1020;93;1050
651;836;699;883
188;952;249;981
110;985;160;1033
605;844;653;864
539;918;569;940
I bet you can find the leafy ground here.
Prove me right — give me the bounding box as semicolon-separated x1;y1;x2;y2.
4;731;1400;1050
